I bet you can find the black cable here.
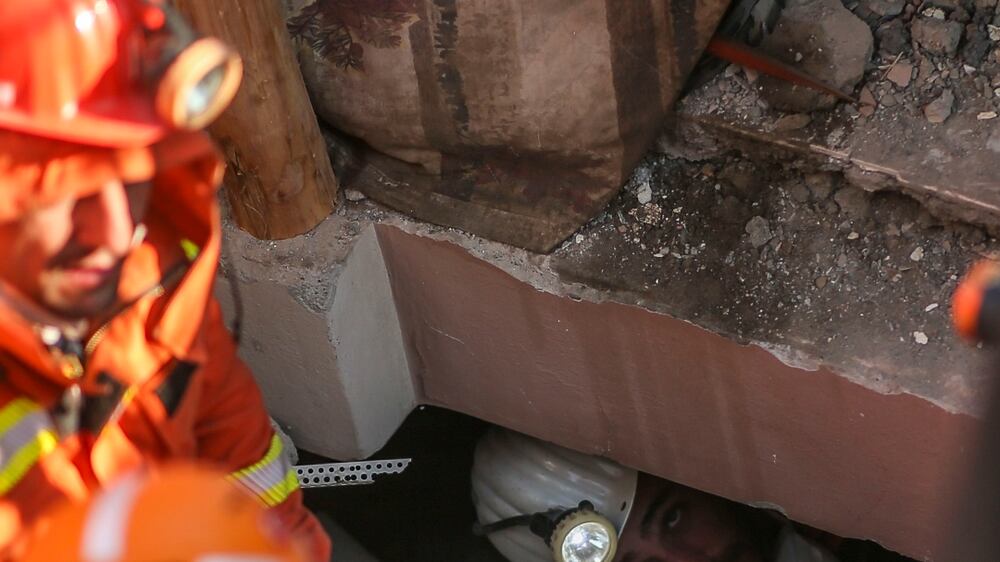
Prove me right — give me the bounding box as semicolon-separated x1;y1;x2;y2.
221;234;244;345
472;515;534;537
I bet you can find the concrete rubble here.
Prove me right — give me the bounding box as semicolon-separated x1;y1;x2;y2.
757;0;873;111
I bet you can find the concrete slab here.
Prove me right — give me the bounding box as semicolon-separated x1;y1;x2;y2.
222;188;993;559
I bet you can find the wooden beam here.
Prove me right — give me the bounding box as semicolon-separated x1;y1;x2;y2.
174;0;336;239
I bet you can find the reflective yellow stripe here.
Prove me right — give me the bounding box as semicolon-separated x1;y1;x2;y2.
229;434;282;482
0;398;39;435
180;239;200;261
0;429;57;495
0;398;59;495
227;434;299;508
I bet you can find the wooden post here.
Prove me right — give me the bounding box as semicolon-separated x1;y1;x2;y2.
174;0;337;240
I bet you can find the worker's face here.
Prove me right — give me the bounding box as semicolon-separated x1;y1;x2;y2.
619;480;767;562
0;179;153;320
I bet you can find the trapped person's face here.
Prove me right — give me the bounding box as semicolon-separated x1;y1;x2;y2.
618;477;770;562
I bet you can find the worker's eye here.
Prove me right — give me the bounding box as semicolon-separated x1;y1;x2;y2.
662;505;683;532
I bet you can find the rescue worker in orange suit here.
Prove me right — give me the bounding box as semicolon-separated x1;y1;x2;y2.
0;1;330;560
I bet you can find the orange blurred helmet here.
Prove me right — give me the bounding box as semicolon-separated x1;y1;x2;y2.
0;0;241;147
23;464;312;562
953;259;1000;342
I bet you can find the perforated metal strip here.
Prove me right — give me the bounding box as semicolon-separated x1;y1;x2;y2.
295;458;411;488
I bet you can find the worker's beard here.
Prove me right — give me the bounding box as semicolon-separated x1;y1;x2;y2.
37;262;125;320
27;238;128;321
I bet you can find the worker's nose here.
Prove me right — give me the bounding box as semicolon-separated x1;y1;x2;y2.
72;179;137;258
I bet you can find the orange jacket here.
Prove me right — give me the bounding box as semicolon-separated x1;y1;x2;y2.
0;130;330;561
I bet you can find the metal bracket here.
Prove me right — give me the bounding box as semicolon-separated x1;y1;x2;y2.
295;458;411;488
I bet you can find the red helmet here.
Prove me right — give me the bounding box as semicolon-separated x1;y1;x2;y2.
0;0;242;147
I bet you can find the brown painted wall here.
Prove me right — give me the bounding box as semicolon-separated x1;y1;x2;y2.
376;225;980;561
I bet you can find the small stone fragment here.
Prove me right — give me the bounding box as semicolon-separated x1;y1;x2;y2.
912;18;964;55
637;182;652;204
758;0;873;112
990;24;1000;41
847;231;860;240
917;57;935;85
978;111;998;120
344;189;366;202
773;113;812;131
923;89;954;123
575;234;584;244
910;246;925;261
922;6;947;19
815;276;829;288
859;86;877;115
887;61;913;87
745;216;774;248
913;331;929;345
925;303;939;312
833;187;871;218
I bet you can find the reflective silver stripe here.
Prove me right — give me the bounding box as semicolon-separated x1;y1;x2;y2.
0;399;58;495
228;434;298;507
239;458;285;496
80;471;145;561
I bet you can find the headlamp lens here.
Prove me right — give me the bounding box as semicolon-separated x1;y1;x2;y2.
559;521;613;562
186;65;226;120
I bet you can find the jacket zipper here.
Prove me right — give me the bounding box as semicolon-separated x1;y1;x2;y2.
80;280;170;362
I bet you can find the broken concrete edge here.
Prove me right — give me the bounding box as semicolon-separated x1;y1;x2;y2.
384;219;990;417
218;209;416;459
683;115;1000;234
220;200;985;459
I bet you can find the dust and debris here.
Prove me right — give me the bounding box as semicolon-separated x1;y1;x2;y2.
553;153;996;380
545;0;1000;410
679;0;1000;152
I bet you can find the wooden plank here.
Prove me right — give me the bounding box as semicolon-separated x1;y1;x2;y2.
175;0;336;239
